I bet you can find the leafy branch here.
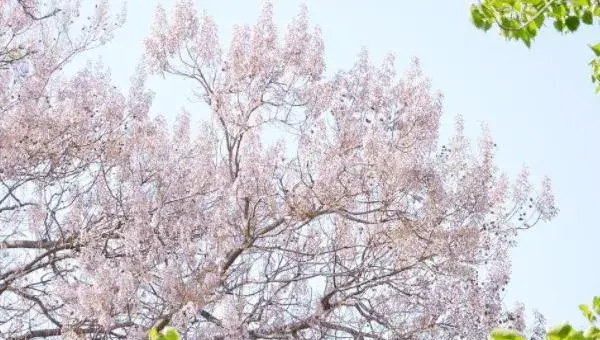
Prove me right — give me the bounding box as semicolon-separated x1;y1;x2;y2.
471;0;600;92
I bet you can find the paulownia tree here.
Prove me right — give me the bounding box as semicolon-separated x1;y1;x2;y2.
0;1;557;339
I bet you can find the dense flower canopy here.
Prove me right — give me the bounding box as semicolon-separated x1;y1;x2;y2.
0;1;557;339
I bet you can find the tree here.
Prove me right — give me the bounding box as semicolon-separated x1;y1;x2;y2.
470;0;600;92
1;1;558;339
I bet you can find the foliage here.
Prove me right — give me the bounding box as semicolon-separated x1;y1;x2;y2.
0;0;557;339
470;0;600;92
488;297;600;340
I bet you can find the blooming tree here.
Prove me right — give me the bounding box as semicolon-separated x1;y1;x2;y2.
0;1;557;339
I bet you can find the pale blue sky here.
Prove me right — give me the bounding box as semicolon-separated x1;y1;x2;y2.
86;0;600;329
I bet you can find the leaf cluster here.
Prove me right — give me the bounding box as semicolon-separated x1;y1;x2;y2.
471;0;600;92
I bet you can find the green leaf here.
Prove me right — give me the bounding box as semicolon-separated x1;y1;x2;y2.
481;4;494;17
583;10;593;24
548;323;574;339
591;60;600;82
488;328;526;340
527;20;538;34
148;328;159;340
593;296;600;315
471;5;486;29
162;327;180;340
585;326;600;338
575;333;588;340
482;19;494;31
551;3;568;18
573;0;590;6
554;20;564;32
533;14;545;29
567;330;587;340
565;16;581;31
589;43;600;57
501;16;516;30
579;304;596;323
514;1;522;12
522;34;532;48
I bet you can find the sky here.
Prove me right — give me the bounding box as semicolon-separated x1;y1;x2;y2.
81;0;600;330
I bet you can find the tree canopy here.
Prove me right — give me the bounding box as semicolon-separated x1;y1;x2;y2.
0;1;558;339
